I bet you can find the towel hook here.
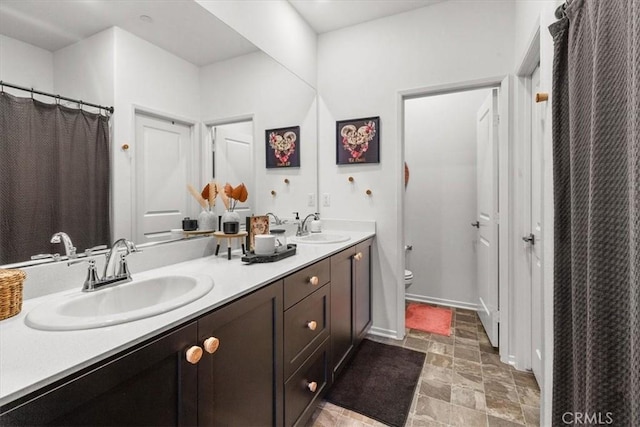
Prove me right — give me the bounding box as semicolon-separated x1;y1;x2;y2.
30;88;34;99
0;81;4;94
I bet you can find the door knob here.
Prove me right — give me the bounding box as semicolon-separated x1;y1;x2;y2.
306;381;318;393
309;276;319;286
307;320;318;331
354;252;363;261
471;221;480;228
522;233;535;245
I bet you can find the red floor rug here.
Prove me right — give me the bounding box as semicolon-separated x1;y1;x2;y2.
405;303;453;336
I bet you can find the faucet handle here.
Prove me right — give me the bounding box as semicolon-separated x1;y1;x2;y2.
127;241;141;253
81;259;100;292
292;212;300;220
117;253;132;278
68;257;95;267
31;253;61;262
84;245;107;256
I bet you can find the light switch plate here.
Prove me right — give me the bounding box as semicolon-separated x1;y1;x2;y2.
322;193;331;207
307;193;315;207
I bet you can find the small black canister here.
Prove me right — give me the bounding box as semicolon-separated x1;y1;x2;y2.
182;217;198;231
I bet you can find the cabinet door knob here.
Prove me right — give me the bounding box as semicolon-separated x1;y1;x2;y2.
309;276;319;286
307;320;317;331
354;252;363;261
185;346;203;364
203;337;220;354
307;381;318;393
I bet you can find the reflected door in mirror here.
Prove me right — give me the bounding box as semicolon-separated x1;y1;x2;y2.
135;114;194;243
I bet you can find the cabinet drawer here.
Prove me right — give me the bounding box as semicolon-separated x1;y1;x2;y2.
284;258;330;309
284;284;330;379
284;338;330;427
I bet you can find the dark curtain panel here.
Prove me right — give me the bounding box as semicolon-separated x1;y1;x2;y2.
0;92;111;264
550;0;640;425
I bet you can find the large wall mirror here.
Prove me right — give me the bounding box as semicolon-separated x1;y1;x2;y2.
0;0;318;266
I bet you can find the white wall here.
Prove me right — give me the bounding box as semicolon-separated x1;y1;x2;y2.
54;28;115;111
200;50;317;217
195;0;317;89
318;0;515;338
112;27;201;240
404;89;491;308
0;34;53;94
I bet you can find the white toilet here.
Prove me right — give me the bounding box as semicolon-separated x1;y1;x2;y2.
404;269;413;288
404;244;413;289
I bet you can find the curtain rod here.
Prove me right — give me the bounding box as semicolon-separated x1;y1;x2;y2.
0;80;114;114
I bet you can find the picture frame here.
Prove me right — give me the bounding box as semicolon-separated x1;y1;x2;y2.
266;126;300;168
336;116;380;165
245;215;270;251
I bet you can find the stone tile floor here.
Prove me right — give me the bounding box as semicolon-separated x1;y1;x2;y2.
307;306;540;427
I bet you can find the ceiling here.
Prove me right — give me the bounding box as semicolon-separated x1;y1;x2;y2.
0;0;447;66
0;0;258;66
288;0;446;34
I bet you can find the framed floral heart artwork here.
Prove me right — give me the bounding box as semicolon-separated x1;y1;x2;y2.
266;126;300;168
336;116;380;165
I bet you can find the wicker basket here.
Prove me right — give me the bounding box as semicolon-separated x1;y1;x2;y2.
0;269;26;321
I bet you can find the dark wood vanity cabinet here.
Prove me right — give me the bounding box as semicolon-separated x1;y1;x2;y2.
330;238;373;379
0;283;283;427
282;260;332;427
0;238;373;427
0;322;199;426
354;239;373;342
197;280;283;426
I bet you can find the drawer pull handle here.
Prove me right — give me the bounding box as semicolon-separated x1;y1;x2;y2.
354;252;363;261
185;346;203;364
307;320;318;331
307;381;318;393
203;337;220;354
309;276;319;286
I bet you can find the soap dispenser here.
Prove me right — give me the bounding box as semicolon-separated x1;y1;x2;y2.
310;213;322;233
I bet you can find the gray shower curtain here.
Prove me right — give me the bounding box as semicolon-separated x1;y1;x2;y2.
550;0;639;425
0;92;111;265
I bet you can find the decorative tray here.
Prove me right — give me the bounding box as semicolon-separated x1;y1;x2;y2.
241;244;297;264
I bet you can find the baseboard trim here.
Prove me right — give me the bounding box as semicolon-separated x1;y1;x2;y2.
405;294;479;311
368;326;400;339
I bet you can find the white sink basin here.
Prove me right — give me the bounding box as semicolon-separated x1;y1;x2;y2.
25;275;214;331
292;233;350;244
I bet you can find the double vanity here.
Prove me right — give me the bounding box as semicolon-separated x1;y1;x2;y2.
0;227;374;426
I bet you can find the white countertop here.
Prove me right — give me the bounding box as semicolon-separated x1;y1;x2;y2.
0;228;375;407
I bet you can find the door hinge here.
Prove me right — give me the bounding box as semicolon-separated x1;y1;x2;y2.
493;114;500;126
494;310;500;323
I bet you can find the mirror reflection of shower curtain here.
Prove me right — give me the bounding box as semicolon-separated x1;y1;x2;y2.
550;1;639;424
0;93;111;264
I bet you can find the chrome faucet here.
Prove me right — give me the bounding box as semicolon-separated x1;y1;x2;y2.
68;238;139;292
266;212;284;225
103;238;139;280
50;232;77;259
298;213;318;236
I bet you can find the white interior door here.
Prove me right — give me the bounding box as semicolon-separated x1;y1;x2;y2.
476;89;500;346
135;114;193;243
530;65;544;385
213;124;254;221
